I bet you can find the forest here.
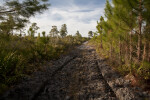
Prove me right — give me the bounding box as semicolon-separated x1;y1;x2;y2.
0;0;87;93
90;0;150;88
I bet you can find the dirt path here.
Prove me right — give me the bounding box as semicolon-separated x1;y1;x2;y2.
34;42;117;100
0;42;149;100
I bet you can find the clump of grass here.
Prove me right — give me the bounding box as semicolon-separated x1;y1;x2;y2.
116;64;130;75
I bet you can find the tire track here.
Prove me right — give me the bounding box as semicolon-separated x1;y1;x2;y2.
34;47;118;100
32;56;77;100
0;54;78;100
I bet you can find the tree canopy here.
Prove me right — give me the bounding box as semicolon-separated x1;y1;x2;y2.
0;0;50;34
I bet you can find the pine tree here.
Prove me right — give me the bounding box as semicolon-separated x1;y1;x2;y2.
49;26;59;37
93;0;150;81
60;24;67;38
42;31;46;37
75;31;82;37
112;0;137;70
142;0;150;62
0;0;50;33
97;16;104;49
88;31;93;38
103;0;114;59
28;23;39;38
121;0;146;61
0;14;15;35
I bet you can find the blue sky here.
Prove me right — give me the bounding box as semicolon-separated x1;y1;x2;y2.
30;0;106;37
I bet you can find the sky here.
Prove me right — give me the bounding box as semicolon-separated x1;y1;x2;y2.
29;0;106;37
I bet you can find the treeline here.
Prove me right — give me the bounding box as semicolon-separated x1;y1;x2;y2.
0;0;87;93
91;0;150;81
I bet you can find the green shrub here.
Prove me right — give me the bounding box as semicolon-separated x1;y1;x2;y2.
137;61;150;80
117;64;130;75
0;51;24;85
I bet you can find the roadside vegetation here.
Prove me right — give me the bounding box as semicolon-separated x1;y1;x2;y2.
0;0;87;93
90;0;150;89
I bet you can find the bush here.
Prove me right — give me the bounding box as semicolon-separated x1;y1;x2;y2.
0;51;25;85
137;61;150;80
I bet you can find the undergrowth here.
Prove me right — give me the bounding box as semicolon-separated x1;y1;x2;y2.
0;34;88;94
89;38;150;88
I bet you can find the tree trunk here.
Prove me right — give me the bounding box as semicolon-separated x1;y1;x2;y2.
110;42;112;59
137;28;142;61
119;36;121;65
125;43;129;65
137;0;142;61
100;34;103;49
129;33;133;73
148;42;150;62
142;40;147;61
129;33;132;62
125;33;129;65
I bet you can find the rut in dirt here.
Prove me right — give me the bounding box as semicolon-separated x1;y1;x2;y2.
34;44;117;100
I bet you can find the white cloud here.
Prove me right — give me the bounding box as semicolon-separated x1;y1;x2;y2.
26;2;105;37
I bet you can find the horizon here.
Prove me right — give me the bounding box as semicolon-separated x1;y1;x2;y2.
28;0;106;37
